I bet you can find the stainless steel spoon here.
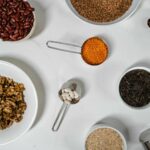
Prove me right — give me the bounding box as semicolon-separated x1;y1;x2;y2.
140;128;150;150
52;79;82;132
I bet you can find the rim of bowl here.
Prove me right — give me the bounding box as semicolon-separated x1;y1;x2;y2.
67;0;142;25
85;125;127;150
0;60;38;145
118;66;150;110
19;11;36;41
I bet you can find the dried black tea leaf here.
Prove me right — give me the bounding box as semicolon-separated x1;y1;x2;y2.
119;69;150;107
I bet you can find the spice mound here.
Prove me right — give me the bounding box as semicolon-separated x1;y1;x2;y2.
119;69;150;107
86;128;124;150
81;37;108;65
0;0;35;41
0;76;27;130
71;0;133;23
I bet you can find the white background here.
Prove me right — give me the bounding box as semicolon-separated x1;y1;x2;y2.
0;0;150;149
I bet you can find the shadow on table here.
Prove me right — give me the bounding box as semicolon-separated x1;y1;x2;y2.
0;56;46;129
28;0;50;38
95;116;129;141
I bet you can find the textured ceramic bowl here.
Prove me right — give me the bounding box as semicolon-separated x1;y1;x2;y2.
67;0;142;25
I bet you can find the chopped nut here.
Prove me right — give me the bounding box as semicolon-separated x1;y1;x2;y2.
0;76;26;130
0;85;3;95
3;107;12;113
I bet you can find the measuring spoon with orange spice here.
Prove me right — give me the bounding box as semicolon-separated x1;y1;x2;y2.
46;37;109;66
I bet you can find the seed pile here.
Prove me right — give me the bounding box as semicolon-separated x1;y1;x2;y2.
59;87;79;104
119;69;150;107
0;0;34;41
0;76;26;130
71;0;133;23
86;128;124;150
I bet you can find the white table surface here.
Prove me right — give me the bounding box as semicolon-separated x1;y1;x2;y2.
0;0;150;149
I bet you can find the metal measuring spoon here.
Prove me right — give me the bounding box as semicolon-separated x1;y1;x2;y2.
52;79;82;132
46;37;109;66
140;128;150;150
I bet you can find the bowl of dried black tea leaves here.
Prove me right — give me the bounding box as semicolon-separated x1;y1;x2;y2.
119;67;150;108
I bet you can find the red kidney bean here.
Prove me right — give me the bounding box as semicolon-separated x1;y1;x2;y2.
0;0;34;41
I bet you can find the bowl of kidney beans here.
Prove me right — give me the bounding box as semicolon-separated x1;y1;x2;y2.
0;0;36;41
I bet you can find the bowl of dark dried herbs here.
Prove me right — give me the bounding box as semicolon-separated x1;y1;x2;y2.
67;0;142;25
119;67;150;108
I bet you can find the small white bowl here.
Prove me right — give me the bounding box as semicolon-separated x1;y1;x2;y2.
118;66;150;109
85;123;127;150
67;0;142;25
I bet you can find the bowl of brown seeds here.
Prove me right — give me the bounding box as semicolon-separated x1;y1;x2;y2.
67;0;142;25
0;0;36;41
85;124;127;150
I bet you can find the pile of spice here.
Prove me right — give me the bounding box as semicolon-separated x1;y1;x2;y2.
0;0;35;41
70;0;133;23
119;69;150;107
86;128;124;150
81;37;108;65
0;76;27;130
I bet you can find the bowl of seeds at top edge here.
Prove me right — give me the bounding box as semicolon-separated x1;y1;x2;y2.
67;0;142;25
119;66;150;109
0;0;36;41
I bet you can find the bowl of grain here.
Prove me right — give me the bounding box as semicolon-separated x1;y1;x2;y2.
85;123;127;150
67;0;142;25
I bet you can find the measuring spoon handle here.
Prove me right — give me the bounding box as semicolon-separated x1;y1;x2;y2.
46;40;81;54
52;103;70;132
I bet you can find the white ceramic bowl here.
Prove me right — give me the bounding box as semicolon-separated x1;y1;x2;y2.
85;123;127;150
67;0;142;25
118;66;150;109
0;60;38;145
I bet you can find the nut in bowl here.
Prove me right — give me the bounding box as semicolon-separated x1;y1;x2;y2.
67;0;142;25
0;0;36;41
0;60;38;145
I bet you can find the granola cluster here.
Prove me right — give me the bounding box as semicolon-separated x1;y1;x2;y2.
0;76;26;130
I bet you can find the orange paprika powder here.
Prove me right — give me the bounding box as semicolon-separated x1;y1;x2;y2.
81;37;108;65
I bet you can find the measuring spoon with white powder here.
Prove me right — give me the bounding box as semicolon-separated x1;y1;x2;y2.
52;79;82;132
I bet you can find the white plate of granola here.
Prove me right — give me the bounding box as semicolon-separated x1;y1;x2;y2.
0;60;38;145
